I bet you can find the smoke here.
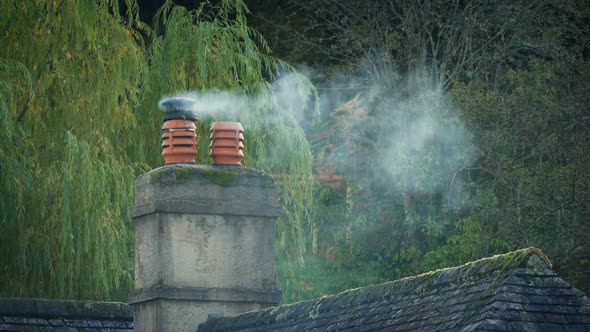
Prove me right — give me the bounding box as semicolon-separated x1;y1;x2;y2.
157;71;316;128
274;70;317;125
158;90;247;118
156;62;477;207
374;87;476;195
315;61;478;208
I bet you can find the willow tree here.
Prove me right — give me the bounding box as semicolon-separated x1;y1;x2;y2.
141;0;318;302
0;1;148;300
1;0;316;302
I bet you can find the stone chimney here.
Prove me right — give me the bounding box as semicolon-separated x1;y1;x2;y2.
128;105;280;331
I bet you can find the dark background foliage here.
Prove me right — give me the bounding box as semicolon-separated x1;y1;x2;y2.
1;0;588;302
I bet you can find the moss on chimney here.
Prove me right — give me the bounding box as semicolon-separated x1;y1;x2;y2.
174;168;191;182
200;169;239;186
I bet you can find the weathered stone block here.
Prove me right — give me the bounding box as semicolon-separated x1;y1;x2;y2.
130;164;280;219
129;164;280;332
132;213;277;291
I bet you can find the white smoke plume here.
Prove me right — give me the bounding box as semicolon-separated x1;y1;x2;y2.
314;61;478;208
157;71;316;128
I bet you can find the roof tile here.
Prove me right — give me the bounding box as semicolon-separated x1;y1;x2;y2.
562;324;586;332
544;313;569;324
198;248;590;332
478;318;513;331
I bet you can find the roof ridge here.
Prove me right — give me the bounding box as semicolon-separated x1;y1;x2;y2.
198;248;587;332
210;247;551;318
520;247;552;269
329;247;552;298
413;247;548;279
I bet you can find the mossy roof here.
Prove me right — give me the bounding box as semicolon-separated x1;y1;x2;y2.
199;247;590;331
0;298;133;331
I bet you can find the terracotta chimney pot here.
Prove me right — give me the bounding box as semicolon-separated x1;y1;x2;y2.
209;122;245;166
159;97;198;165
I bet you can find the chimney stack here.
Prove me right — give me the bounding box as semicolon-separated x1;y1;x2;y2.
129;101;280;331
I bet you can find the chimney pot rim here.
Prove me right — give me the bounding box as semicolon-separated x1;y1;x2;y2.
159;97;198;121
210;121;245;132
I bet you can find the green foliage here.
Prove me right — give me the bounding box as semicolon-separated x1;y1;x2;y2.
452;57;590;294
253;0;590;299
2;0;589;304
0;0;317;302
0;0;147;300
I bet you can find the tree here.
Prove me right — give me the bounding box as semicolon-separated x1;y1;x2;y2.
447;57;590;294
0;0;148;300
253;0;556;89
250;0;590;297
0;0;317;302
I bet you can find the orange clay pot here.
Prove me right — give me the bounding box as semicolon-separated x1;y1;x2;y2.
209;122;244;166
161;119;197;164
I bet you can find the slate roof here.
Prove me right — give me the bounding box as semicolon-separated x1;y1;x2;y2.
199;248;590;331
0;297;133;331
